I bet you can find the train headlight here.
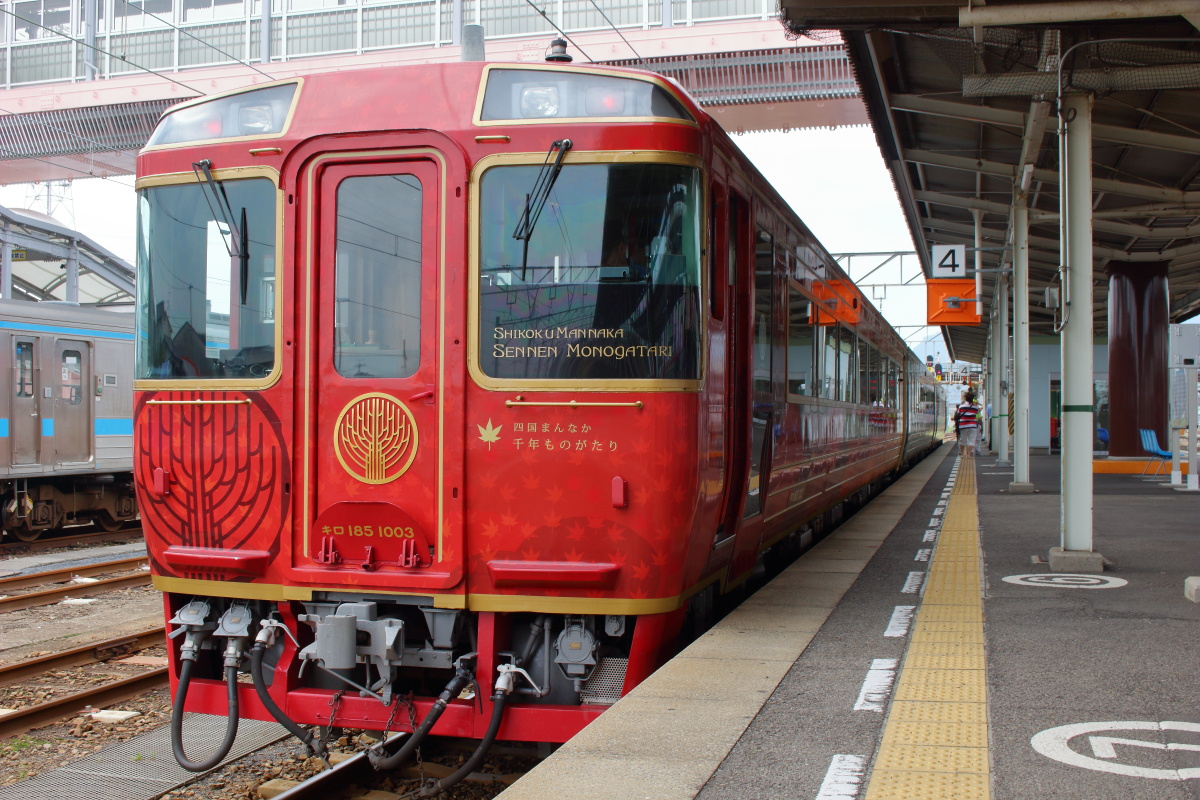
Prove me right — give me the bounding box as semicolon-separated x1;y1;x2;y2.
147;83;297;146
239;104;275;135
520;86;560;117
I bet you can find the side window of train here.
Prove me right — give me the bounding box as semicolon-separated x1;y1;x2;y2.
61;350;82;405
15;341;33;398
822;321;838;400
857;337;870;405
839;325;856;404
786;282;813;398
753;229;773;395
709;184;725;320
334;173;423;379
868;345;884;405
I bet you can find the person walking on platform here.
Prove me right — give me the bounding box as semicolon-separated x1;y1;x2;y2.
955;391;982;458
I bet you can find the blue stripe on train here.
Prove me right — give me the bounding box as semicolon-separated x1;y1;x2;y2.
95;418;134;436
0;320;134;341
0;418;132;437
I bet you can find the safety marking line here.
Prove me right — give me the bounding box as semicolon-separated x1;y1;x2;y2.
815;754;868;799
865;456;991;800
914;549;932;562
928;517;942;528
936;499;947;506
884;606;916;637
854;658;899;711
922;530;938;542
932;507;945;516
901;572;925;594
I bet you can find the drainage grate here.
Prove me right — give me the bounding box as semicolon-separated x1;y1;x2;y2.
580;657;627;706
0;714;289;800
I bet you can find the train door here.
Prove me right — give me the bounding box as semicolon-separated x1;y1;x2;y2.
54;341;92;465
11;337;40;466
744;228;775;519
717;193;752;540
306;154;455;578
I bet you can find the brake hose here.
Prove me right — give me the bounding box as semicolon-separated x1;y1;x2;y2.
170;659;240;772
368;664;474;771
249;641;326;760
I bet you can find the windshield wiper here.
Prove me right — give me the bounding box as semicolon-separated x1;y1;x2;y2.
512;139;572;280
193;159;250;305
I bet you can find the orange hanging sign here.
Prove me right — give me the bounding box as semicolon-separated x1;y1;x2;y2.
926;279;981;325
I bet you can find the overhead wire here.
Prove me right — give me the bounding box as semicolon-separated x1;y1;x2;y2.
519;0;595;63
0;5;208;95
586;0;650;70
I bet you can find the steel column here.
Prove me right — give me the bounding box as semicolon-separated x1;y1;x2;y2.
1059;92;1096;559
1012;200;1032;489
1;223;11;300
997;272;1011;465
65;239;80;303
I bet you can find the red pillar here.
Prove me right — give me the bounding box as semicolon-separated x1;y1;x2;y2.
1106;262;1169;457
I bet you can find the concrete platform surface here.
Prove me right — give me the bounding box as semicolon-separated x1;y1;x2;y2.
498;449;1200;800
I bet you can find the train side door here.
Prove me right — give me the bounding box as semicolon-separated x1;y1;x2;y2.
306;154;456;580
11;337;40;466
717;194;753;539
53;340;92;465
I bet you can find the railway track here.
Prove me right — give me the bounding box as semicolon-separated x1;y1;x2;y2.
0;526;142;556
0;556;152;612
0;628;168;739
260;738;528;800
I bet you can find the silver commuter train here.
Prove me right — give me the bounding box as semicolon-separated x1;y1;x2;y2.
0;299;137;540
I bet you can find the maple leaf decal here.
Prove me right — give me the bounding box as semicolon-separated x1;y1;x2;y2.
476;419;502;449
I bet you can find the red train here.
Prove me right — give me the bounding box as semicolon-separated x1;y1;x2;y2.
134;56;945;784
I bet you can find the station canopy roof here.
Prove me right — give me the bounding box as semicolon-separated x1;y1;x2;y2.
778;1;1200;363
0;204;134;307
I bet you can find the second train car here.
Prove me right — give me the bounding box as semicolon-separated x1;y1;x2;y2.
134;58;946;784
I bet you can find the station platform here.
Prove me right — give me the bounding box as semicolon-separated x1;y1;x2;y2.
498;443;1200;800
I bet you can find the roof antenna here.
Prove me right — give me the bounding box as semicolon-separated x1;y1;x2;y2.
545;37;572;62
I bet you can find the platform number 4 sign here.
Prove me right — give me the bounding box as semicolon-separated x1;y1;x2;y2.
931;244;967;279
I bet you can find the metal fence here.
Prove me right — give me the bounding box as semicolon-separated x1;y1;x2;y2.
0;0;775;88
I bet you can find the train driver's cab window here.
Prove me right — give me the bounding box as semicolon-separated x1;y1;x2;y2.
333;174;422;379
135;177;277;380
786;283;813;397
477;161;701;382
15;341;33;398
480;69;694;122
61;350;82;405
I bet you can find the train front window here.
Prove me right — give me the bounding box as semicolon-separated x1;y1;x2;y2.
135;177;277;381
478;162;701;382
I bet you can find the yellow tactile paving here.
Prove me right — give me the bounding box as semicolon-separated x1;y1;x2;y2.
881;720;989;748
866;770;990;799
865;455;990;800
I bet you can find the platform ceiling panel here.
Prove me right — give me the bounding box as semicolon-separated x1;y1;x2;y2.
779;0;1200;363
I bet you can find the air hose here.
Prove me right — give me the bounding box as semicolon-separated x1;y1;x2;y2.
171;659;240;772
416;690;508;797
367;664;473;771
249;641;326;760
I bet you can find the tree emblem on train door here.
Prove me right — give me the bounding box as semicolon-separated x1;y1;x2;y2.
333;393;419;484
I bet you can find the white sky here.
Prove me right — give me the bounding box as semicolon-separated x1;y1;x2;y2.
0;127;952;364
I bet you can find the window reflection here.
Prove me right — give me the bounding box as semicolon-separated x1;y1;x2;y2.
334;174;422;379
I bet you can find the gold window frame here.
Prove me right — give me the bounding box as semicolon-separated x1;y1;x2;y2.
134;166;284;392
472;64;699;129
468;149;707;393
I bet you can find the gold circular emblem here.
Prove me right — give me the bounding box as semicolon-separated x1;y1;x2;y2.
333;393;419;484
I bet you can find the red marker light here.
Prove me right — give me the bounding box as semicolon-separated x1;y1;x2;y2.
585;87;625;116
